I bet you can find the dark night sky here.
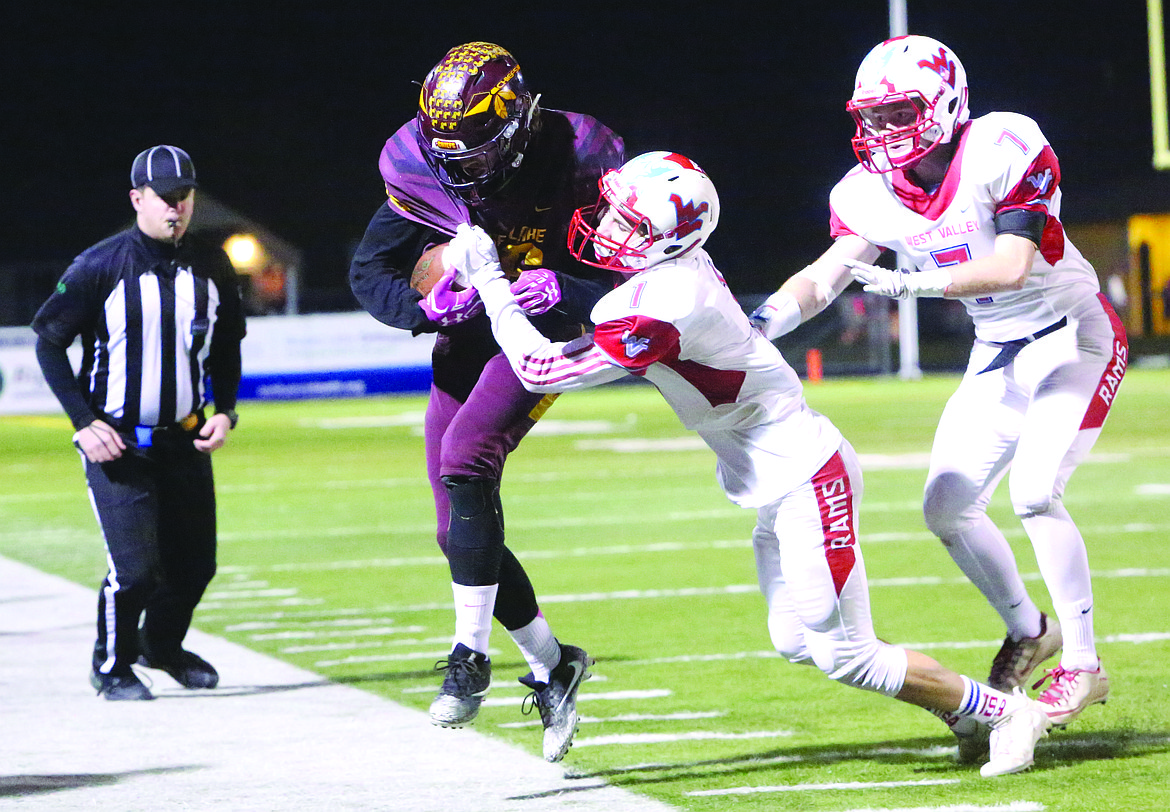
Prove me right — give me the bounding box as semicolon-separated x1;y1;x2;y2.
4;2;1162;301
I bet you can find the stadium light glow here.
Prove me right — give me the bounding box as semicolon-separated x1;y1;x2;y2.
223;233;265;272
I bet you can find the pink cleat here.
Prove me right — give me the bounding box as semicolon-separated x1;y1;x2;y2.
1032;660;1110;726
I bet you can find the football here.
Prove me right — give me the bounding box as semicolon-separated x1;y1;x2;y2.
410;242;456;296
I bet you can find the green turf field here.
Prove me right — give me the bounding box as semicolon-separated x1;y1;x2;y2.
4;368;1169;810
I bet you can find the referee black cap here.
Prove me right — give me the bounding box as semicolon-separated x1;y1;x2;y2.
131;145;198;195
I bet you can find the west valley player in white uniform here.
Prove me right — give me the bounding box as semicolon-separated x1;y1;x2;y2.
449;150;1052;777
750;35;1126;730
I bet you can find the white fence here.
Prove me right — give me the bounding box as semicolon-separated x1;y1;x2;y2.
0;312;435;416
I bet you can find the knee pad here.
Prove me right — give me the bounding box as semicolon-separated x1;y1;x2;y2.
1009;479;1055;517
442;476;505;585
767;610;813;666
442;476;503;546
1012;497;1053;518
923;471;983;538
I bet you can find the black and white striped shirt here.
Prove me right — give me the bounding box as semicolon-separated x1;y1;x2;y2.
32;226;246;430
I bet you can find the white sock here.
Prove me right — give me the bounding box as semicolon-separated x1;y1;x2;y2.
942;515;1043;640
955;675;1016;725
1056;606;1099;672
451;582;497;656
928;707;978;736
1020;502;1098;670
507;614;561;683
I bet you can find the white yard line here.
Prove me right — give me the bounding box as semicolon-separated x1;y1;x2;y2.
314;647;501;667
204;566;1168;617
686;778;961;795
248;625;427;640
576;730;795;747
211;522;1170;573
810;804;1042;812
622;630;1170;666
600;745;958;777
484;689;673;707
499;711;727;729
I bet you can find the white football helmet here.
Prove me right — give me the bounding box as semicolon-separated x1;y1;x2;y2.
568;151;719;271
847;35;969;173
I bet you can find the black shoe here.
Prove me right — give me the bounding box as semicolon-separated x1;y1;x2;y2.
519;642;593;762
138;649;219;689
429;643;491;727
90;668;154;701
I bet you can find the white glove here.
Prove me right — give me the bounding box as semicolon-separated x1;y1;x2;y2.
448;223;504;289
844;259;952;299
747;290;802;340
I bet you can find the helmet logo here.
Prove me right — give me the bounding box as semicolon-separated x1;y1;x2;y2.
465;66;521;120
670;194;709;239
421;42;520;132
917;48;956;88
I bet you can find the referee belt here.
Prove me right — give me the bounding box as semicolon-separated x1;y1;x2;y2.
977;317;1068;374
134;412;200;447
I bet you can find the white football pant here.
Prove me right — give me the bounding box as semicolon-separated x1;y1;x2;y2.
752;440;909;697
923;293;1127;670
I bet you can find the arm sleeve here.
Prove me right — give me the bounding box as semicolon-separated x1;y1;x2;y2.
476;274;629;392
31;256;100;429
207;251;247;412
35;336;95;429
31;256;95;349
209;350;242;413
349;202;447;335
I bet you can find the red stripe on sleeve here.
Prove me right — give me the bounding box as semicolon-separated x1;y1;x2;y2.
593;316;681;373
997;146;1065;264
829;204;857;240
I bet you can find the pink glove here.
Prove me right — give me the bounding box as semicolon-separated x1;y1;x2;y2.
418;269;484;326
509;269;561;315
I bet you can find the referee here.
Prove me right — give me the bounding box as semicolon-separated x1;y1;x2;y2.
32;145;247;701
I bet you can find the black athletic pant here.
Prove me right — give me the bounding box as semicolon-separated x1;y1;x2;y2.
86;429;217;675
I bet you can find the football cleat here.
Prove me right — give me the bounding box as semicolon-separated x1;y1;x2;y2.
1032;660;1110;727
942;712;991;765
988;612;1062;691
980;688;1051;778
429;643;491;728
518;642;593;762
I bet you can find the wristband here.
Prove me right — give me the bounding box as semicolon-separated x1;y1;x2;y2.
750;290;803;340
909;269;953;298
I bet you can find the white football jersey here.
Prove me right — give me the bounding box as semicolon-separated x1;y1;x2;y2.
829;112;1100;342
486;250;842;507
